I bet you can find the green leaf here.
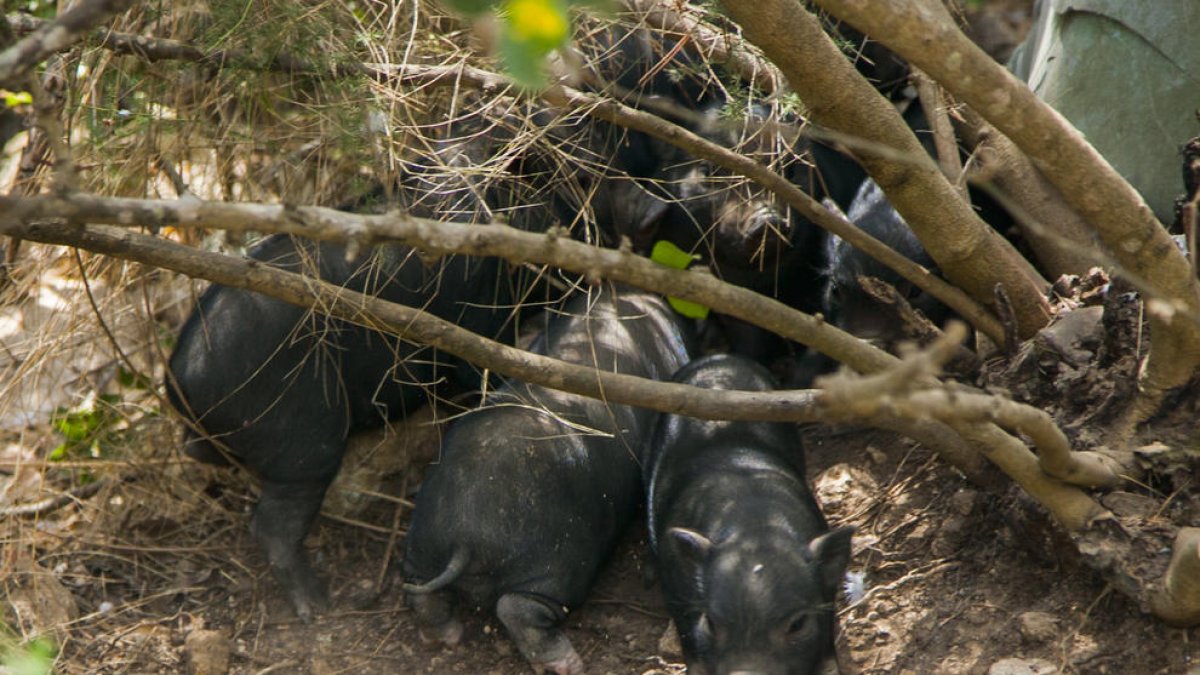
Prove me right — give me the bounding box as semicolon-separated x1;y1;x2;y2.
504;0;568;50
497;0;569;88
668;296;710;319
1;636;57;675
2;91;32;108
650;240;697;270
499;30;549;89
650;241;710;318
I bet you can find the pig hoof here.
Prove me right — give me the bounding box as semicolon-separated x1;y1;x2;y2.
418;618;464;647
286;583;330;624
533;647;585;675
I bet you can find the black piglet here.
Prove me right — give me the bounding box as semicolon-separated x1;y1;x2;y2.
646;353;854;675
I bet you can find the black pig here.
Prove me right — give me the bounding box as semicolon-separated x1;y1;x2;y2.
402;285;697;675
167;235;514;621
822;177;951;348
629;103;829;364
165;102;646;620
646;353;853;675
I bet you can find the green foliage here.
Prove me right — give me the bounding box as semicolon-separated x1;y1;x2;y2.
0;634;56;675
650;241;710;319
498;0;571;88
2;90;32;108
49;393;122;462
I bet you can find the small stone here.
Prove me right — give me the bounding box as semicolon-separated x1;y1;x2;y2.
1018;612;1059;644
185;629;231;675
658;622;682;656
1100;492;1159;520
988;657;1057;675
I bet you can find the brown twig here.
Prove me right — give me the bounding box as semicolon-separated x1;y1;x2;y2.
0;0;135;88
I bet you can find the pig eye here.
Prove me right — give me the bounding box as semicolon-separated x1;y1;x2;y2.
785;614;813;641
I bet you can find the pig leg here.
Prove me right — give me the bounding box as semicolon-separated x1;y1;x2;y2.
496;592;584;675
407;589;465;646
252;478;332;622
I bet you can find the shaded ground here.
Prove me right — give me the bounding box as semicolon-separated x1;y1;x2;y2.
6;404;1200;674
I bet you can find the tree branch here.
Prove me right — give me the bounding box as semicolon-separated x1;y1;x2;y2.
0;0;135;88
0;12;1009;347
812;0;1200;424
5;12;371;77
0;193;897;375
718;0;1052;340
7;213;1113;531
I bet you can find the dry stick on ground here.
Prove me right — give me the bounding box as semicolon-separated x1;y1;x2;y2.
1;215;1108;528
0;0;134;88
811;0;1200;429
719;0;1052;340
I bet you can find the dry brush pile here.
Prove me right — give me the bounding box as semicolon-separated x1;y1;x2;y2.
2;0;1200;669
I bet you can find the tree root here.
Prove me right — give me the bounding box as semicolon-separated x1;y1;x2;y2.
1151;528;1200;626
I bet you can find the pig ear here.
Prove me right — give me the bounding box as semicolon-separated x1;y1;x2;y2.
807;526;855;598
607;180;669;248
668;527;714;565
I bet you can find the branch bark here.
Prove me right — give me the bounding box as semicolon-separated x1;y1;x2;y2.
0;0;135;88
0;193;897;375
718;0;1052;340
6;214;1113;531
955;109;1095;280
812;0;1200;425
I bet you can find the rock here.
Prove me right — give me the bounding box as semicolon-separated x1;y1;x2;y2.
1100;491;1160;520
988;657;1057;675
814;464;879;517
1018;611;1059;644
658;622;682;656
1037;306;1103;365
185;629;231;675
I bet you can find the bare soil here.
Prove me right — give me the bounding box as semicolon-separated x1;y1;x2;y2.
6;398;1199;674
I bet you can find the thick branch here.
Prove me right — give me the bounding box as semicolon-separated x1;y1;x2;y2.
956;109;1095;279
0;0;134;88
7;221;827;421
819;324;1110;528
0;193;896;375
7;216;1113;529
813;0;1200;418
1152;528;1200;626
719;0;1052;340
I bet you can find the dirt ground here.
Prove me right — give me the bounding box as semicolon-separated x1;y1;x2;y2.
6;396;1200;674
8;1;1200;674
